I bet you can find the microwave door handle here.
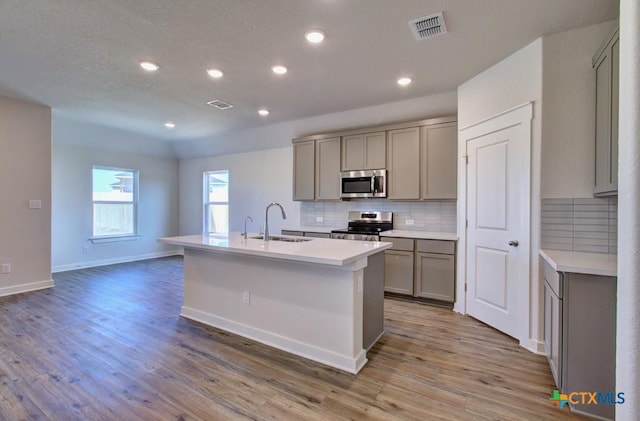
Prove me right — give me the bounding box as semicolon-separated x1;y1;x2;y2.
371;176;375;193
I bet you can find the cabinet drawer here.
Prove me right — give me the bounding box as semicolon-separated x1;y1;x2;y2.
385;237;414;251
542;259;563;299
416;239;454;255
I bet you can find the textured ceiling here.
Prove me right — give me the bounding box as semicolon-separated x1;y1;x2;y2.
0;0;618;142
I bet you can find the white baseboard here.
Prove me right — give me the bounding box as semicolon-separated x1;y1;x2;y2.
52;250;182;273
521;337;545;355
0;279;54;298
181;306;368;374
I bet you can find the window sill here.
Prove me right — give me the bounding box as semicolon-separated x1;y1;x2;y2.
89;235;141;244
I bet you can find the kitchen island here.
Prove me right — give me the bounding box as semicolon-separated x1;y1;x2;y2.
158;233;392;374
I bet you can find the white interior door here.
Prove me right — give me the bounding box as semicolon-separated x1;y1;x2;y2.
464;107;531;340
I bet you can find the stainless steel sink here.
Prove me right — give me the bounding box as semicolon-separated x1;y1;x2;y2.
249;235;311;242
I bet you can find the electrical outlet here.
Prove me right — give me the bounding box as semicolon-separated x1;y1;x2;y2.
83;245;90;253
242;291;250;304
1;263;11;274
28;200;42;209
316;216;323;222
405;219;415;225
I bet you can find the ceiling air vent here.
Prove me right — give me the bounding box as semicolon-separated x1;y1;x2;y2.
409;12;447;40
206;99;234;110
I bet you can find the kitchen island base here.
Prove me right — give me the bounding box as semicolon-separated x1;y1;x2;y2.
181;246;384;374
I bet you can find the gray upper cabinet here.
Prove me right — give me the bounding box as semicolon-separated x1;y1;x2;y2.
387;127;420;200
293;140;315;201
315;137;341;200
593;28;619;197
341;131;386;171
420;123;458;200
293;115;457;201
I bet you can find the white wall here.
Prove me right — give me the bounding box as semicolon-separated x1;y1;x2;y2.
0;96;53;296
541;20;617;198
457;38;543;353
52;143;179;271
173;91;457;159
54;113;176;158
179;147;300;236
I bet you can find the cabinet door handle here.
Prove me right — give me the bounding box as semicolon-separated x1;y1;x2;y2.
508;240;519;247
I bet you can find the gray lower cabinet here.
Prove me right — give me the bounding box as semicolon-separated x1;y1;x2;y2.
414;240;455;302
563;272;616;420
384;250;414;295
383;237;415;294
542;258;617;421
281;230;330;239
384;237;455;303
304;232;330;238
543;260;563;390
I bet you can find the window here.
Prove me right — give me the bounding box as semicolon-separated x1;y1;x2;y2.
92;166;138;238
204;170;229;234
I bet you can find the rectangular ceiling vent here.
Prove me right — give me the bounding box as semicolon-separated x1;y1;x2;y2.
206;99;234;110
409;12;447;40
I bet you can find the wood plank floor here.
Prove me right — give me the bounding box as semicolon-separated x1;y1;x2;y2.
0;256;586;420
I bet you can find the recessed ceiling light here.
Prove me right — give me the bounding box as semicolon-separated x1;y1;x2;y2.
397;77;412;86
258;109;270;116
139;61;159;72
305;29;325;44
164;122;176;129
207;68;224;78
272;65;288;75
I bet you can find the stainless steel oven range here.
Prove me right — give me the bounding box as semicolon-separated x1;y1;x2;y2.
330;211;393;241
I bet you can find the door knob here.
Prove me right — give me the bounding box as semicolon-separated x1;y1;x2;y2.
508;240;519;247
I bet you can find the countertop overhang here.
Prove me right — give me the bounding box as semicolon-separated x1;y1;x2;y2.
539;249;617;277
159;233;392;267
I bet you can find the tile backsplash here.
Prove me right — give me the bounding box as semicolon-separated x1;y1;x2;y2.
300;200;457;233
541;197;617;254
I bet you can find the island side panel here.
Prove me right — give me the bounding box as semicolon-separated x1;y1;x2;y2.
363;251;385;350
182;248;367;373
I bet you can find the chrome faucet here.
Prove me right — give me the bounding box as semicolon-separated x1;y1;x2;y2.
264;202;287;241
243;216;253;238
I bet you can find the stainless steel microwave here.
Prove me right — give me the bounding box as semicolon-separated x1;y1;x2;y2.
340;169;387;199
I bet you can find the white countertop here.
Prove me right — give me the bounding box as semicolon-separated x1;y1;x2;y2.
539;249;617;277
280;226;340;234
159;233;392;267
380;230;458;241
